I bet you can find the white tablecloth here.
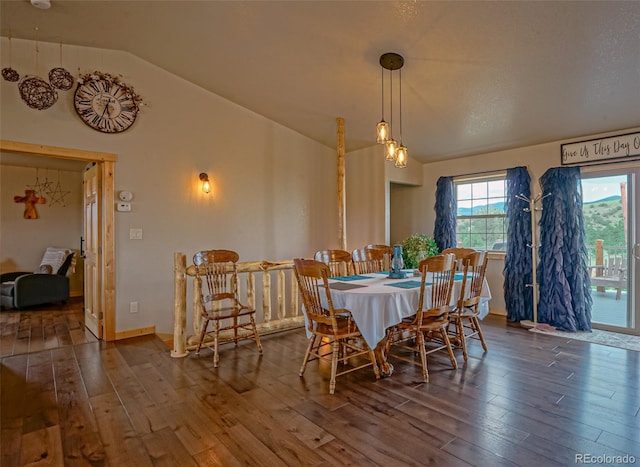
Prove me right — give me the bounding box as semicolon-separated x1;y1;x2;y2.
318;271;491;349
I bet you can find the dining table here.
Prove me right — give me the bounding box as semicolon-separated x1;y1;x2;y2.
320;270;491;376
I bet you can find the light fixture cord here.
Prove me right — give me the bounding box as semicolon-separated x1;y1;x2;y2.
380;67;385;119
399;68;403;144
389;68;393;136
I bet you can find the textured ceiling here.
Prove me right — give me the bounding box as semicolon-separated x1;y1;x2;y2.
2;0;640;164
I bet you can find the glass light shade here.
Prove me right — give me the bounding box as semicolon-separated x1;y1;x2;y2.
385;139;398;161
395;145;408;168
376;121;389;144
202;179;211;194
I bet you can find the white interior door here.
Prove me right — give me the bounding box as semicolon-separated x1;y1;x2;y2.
582;163;639;334
83;162;102;339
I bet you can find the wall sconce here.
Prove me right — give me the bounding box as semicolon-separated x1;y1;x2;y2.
199;172;211;194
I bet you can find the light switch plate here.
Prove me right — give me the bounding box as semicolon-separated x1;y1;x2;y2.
130;228;143;240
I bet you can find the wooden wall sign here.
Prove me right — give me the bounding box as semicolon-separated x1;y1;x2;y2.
561;131;640;166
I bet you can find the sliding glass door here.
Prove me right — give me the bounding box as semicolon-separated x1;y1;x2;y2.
581;163;639;334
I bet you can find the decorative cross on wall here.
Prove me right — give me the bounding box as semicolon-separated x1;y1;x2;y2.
14;189;46;219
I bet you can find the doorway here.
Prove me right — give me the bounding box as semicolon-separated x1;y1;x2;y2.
0;140;117;341
581;164;639;335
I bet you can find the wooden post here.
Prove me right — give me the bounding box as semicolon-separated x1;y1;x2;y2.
336;117;347;250
595;239;604;293
171;252;188;357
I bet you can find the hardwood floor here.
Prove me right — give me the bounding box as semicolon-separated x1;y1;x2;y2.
1;314;638;466
0;298;96;358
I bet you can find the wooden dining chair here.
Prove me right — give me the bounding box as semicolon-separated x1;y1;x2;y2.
352;247;384;274
193;249;263;368
442;247;476;271
448;251;489;361
314;249;353;277
365;244;393;270
293;258;380;394
385;253;458;382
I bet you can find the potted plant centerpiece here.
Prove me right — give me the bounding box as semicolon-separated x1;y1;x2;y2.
401;233;439;269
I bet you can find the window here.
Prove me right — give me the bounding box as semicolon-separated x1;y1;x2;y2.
455;176;507;251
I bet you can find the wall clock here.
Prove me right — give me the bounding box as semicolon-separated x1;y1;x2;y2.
74;74;140;133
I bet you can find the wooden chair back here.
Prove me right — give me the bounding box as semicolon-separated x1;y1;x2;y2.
314;249;353;277
352;247;384;274
366;244;393;256
293;258;340;333
415;253;456;324
365;244;392;270
441;247;476;271
193;249;241;307
456;251;488;312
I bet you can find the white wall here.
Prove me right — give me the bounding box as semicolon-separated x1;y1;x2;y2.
0;165;84;295
345;144;423;249
1;38;337;334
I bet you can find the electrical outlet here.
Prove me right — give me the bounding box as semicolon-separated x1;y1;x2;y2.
130;301;138;313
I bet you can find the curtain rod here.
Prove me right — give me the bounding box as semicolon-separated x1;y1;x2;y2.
450;168;509;180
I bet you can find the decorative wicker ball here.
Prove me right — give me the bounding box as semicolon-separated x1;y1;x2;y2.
48;67;74;91
18;76;58;110
2;67;20;82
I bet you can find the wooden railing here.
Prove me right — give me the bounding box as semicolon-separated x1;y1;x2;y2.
171;253;304;357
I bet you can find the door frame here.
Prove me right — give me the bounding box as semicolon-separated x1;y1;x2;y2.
581;161;639;335
0;139;117;341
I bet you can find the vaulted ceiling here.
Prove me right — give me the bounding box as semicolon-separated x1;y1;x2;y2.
2;0;640;164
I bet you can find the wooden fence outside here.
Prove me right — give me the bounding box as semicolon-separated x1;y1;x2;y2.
171;252;304;357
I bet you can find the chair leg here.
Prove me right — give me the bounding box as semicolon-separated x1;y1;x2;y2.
440;328;458;369
417;331;429;382
472;316;488;352
299;334;316;376
368;348;381;379
329;339;340;395
250;316;263;354
233;316;239;346
455;317;468;362
213;320;221;368
195;318;210;355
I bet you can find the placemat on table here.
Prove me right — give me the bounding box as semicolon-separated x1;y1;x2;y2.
332;275;369;281
384;280;426;289
454;272;474;280
327;282;368;290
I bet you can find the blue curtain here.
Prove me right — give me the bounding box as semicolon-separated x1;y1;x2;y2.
433;176;456;251
538;167;592;331
503;167;533;322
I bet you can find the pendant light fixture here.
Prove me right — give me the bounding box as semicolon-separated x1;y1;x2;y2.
376;52;408;168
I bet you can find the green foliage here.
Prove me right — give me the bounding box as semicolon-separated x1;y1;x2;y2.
583;199;625;259
401;234;439;269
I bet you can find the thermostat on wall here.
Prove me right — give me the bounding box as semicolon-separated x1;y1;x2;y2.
119;191;133;202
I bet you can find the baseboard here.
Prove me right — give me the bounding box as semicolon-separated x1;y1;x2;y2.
489;308;507;316
115;326;156;340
